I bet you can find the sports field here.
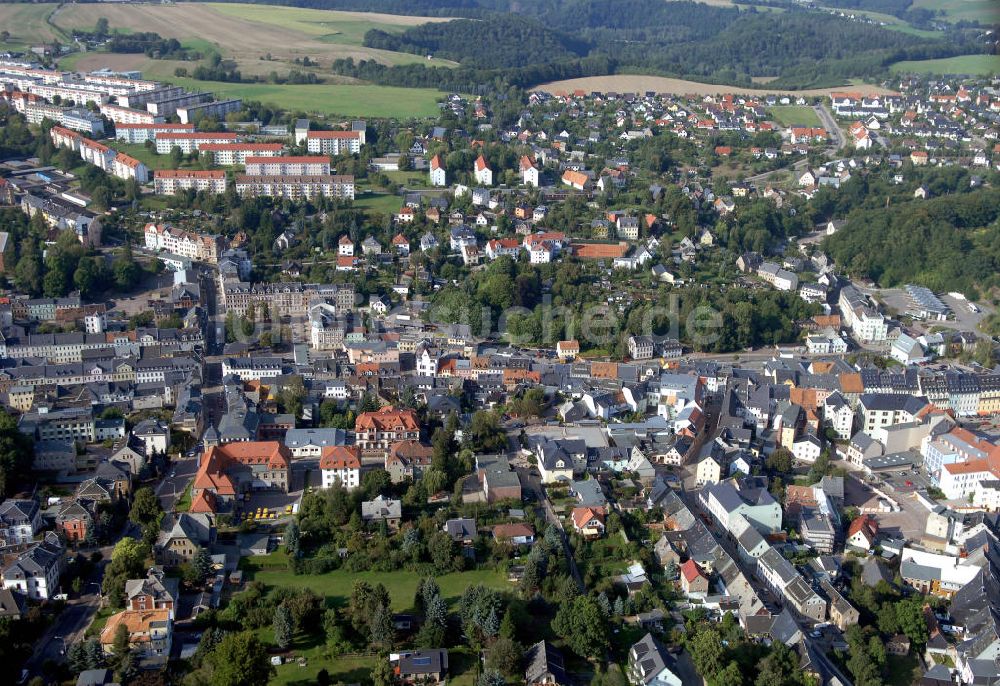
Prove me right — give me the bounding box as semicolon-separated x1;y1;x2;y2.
890;54;1000;76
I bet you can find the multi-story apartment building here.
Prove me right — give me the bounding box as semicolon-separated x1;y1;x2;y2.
115;122;195;145
354;407;420;455
0;499;43;546
111;152;150;184
233;174;355;200
144;223;224;263
100;102;162;125
220;357;284;381
59;108;105;136
176;98;242;124
153;169;226;195
155;132;239;155
199;142;283;166
2;536;63;600
79;138;116;172
839;285;889;343
320;446;362;490
305;130;363;155
145;91;213;118
244;156;330;176
83;72;158;92
856;393;929;436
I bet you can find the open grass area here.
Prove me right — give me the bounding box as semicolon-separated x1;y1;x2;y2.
768;105;822;127
891;54;1000;75
352;191;404;215
911;0;999;23
250;565;509;612
816;6;940;37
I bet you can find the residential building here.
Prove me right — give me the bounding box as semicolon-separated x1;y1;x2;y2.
153;170;227;196
0;499;42;546
627;633;682;686
305;130;363;155
354;407;420;455
100;609;172;659
234;175;355;201
393;649;448;684
191;442;291;512
319;445;361;490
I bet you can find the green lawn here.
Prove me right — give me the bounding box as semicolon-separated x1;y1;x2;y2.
251;566;510;612
174;484;192;513
149;75;444;118
890;54;1000;76
85;606;116;638
768;105;822;128
352;191;403;215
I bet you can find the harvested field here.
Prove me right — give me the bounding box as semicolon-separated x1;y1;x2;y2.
51;2;457;68
531;75;899;97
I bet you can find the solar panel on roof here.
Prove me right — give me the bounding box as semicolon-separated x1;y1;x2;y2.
412;657;432;666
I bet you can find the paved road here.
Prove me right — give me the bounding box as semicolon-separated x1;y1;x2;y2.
514;462;585;590
814;103;844;154
26;597;100;673
157;455;199;511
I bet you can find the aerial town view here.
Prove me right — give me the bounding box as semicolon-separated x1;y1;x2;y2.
0;1;998;685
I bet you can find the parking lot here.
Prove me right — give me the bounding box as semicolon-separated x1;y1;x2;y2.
868;286;991;335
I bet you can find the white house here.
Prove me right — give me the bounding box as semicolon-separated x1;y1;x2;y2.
474;155;493;186
429;154;447;187
520;155;539;187
319;446;361;490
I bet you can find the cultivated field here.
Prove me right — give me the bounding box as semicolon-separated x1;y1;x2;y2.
31;2;454;117
0;3;65;50
531;75;899;97
891;54;1000;76
51;3;457;68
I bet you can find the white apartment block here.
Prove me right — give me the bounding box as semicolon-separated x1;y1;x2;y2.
305;130;363;155
101;103;162;125
234;175;355;201
199;143;284;166
177;99;242;124
155;132;240;155
144;223;223;263
145;92;213;118
21;101;63;124
244;156;331;176
60;109;105;136
83;73;158;92
79;139;115;172
839;285;888;342
112;153;150;184
153;170;227;196
29;82;110;106
115;123;195;145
